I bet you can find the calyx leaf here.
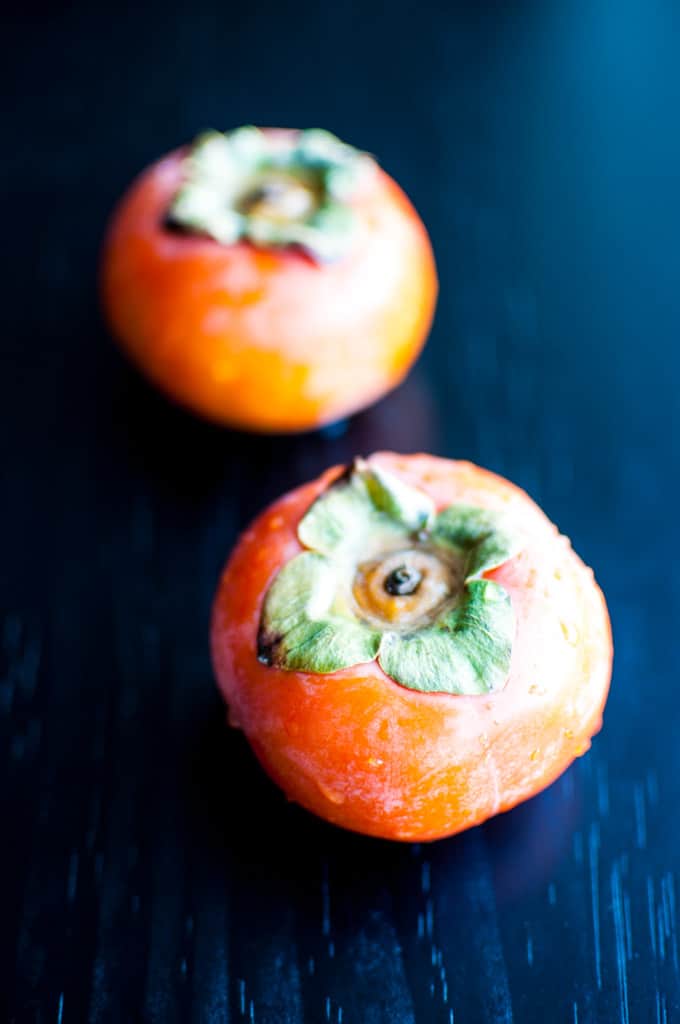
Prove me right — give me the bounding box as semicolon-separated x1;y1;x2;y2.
167;127;374;262
432;504;521;580
258;552;380;672
257;460;523;695
377;580;514;694
357;458;435;532
298;458;435;559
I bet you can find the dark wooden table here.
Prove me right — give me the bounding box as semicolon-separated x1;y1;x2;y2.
3;2;679;1021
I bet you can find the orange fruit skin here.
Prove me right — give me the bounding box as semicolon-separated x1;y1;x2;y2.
210;454;613;842
100;139;438;432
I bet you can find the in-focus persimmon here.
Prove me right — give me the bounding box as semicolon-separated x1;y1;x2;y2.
101;128;437;432
211;453;613;842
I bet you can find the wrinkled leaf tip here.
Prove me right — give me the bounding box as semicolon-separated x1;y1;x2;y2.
352;458;436;531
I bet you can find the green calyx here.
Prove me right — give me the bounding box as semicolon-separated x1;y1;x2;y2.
258;459;523;696
166;126;375;262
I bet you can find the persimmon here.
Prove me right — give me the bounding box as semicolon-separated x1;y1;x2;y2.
210;453;612;842
101;127;437;432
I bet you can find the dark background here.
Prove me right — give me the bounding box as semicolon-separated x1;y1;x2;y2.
3;1;679;1021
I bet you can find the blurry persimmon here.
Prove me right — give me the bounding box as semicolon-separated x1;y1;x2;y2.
101;127;437;432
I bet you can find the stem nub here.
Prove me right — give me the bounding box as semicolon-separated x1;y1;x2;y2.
353;548;459;630
238;174;318;223
384;565;423;596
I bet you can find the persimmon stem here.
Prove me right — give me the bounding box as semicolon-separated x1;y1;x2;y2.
353;548;457;629
384;565;422;596
238;175;318;223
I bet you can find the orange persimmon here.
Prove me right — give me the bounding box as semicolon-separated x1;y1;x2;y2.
211;453;612;842
101;128;437;432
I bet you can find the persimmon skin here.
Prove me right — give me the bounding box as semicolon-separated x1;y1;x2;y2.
210;454;613;842
100;139;438;433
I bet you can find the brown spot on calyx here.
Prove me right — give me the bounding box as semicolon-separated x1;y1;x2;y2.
163;212;194;234
333;461;356;487
257;629;281;666
332;456;371;489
